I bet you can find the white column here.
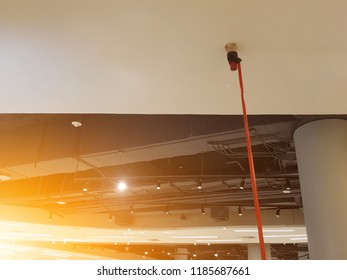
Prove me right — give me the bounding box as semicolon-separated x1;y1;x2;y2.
294;119;347;259
174;248;188;260
247;244;271;260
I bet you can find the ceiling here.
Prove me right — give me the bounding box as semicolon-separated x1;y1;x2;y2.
1;113;342;260
0;0;346;260
0;0;346;114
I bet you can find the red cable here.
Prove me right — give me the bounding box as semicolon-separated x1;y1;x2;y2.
236;63;267;260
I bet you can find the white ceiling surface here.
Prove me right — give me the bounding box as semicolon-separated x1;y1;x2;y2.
1;0;346;114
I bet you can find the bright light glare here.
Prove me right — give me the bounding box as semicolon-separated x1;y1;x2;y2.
56;201;66;205
117;181;127;191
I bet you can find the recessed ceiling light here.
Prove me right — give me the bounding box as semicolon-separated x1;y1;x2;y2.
56;201;66;205
282;189;291;194
82;188;88;192
71;121;82;128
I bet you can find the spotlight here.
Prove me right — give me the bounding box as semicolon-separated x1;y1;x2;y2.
108;213;112;222
276;208;280;218
197;180;202;189
156;181;161;190
130;205;134;214
164;205;170;215
240;178;245;190
238;206;242;216
201;206;206;215
117;181;127;191
48;212;52;221
285;178;291;190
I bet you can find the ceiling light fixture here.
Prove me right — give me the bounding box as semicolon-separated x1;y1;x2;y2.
165;205;170;215
48;212;53;221
201;206;206;215
130;205;134;214
238;206;243;216
117;181;127;191
283;179;291;193
240;178;245;190
290;237;308;241
108;213;112;222
276;208;280;217
56;201;66;205
196;239;242;242
82;188;88;192
170;235;217;239
264;234;307;238
156;181;161;190
197;180;202;189
235;229;295;233
71;121;82;128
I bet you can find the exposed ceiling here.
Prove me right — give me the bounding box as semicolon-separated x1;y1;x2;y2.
2;113;344;259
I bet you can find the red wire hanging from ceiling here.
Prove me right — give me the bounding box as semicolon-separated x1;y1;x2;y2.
226;47;267;260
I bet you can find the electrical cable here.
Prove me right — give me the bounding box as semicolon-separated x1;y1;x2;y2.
237;62;267;260
226;44;267;260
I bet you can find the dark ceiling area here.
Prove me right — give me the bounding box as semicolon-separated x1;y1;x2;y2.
0;114;346;259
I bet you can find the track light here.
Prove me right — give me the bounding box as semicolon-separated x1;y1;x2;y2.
240;178;245;190
238;206;242;216
165;205;170;215
130;205;134;214
108;213;112;222
285;178;291;190
156;181;161;190
197;180;202;189
201;206;206;215
48;212;53;221
276;208;280;218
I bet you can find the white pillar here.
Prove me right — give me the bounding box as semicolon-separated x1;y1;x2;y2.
174;248;188;260
247;244;271;260
294;119;347;259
